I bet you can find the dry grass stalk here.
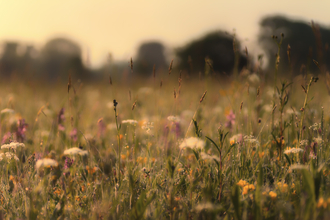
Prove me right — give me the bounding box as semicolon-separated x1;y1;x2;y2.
68;74;72;93
109;76;112;85
199;91;207;103
132;101;137;110
168;59;173;75
130;58;133;74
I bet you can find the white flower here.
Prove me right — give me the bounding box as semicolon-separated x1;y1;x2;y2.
1;142;25;150
200;152;220;162
167;116;180;123
230;134;243;143
63;147;88;156
138;87;153;95
179;137;205;150
5;152;19;161
36;158;58;170
122;119;138;125
0;108;14;115
141;121;154;134
284;148;304;154
247;73;260;85
244;135;259;146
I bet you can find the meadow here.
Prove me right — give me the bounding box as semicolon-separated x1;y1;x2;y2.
0;67;329;220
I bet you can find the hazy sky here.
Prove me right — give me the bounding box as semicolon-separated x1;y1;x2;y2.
0;0;329;68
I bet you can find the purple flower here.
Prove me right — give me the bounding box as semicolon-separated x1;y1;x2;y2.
64;157;74;169
97;118;106;138
16;119;28;142
70;128;78;142
225;110;235;130
175;122;181;138
57;108;65;131
2;132;12;144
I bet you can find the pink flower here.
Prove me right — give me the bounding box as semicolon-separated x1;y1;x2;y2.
225;110;235;130
57;108;65;131
16;119;28;142
70;128;78;142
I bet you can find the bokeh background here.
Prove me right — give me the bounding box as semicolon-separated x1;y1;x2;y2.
0;0;329;82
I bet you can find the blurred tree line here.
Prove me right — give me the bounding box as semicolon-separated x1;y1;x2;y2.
259;15;330;76
1;15;330;82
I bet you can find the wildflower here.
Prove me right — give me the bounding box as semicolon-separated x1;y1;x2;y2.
230;139;235;145
97;118;106;137
57;108;65;131
121;154;126;160
141;121;154;134
259;152;265;158
16;119;28;142
63;147;88;156
317;197;327;208
225;110;235;130
277;182;288;193
122;119;138;126
1;142;25;150
167;116;180;123
5;152;19;161
242;184;255;195
230;134;243;145
63;157;74;169
244;135;260;146
1;132;12;144
179;137;205;150
70;128;78;142
247;73;260;85
200;152;220;162
284;148;304;154
309;151;317;160
36;158;58;170
237;180;248;187
269;191;277;200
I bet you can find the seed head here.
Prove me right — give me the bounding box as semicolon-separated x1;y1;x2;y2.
200;91;207;103
168;59;173;75
113;100;118;108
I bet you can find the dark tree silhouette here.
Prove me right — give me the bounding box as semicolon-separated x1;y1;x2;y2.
135;41;167;77
40;37;87;80
259;15;330;76
175;31;247;76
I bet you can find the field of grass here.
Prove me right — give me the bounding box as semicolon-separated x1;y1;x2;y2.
0;71;330;219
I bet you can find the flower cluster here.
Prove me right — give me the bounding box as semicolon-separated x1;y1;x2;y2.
179;137;205;150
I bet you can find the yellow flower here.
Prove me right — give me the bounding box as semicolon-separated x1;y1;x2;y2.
237;180;248;187
277;182;288;193
121;154;126;160
291;183;295;188
259;152;265;158
242;184;255;195
242;187;248;195
230;140;235;146
269;191;277;200
317;197;327;208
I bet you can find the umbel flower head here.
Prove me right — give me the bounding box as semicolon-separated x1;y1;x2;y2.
179;137;205;150
1;142;25;150
122;119;138;125
63;147;88;156
36;158;58;170
0;152;19;161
